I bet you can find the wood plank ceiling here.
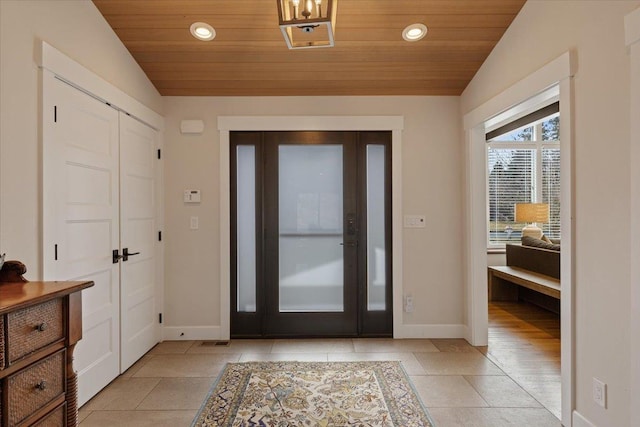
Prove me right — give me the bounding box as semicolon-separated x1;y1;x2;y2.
92;0;526;96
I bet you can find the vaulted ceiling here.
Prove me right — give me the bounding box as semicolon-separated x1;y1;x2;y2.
92;0;526;96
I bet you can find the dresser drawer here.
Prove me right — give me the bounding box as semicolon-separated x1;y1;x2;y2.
7;299;64;363
7;350;66;426
32;403;66;427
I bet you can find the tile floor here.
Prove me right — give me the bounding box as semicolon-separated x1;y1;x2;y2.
78;336;561;427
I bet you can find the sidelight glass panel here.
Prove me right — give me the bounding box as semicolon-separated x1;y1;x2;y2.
237;145;256;312
367;145;386;311
278;145;344;312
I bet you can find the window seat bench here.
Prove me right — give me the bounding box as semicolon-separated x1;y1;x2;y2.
488;243;561;313
488;265;560;300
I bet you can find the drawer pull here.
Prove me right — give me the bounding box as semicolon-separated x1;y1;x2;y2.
34;322;48;332
35;380;47;391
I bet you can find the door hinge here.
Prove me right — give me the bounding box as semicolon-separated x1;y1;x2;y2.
157;149;161;159
159;313;163;324
54;106;57;123
158;230;162;242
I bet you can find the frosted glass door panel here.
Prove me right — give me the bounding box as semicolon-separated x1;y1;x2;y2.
237;145;257;312
367;145;386;310
279;145;344;312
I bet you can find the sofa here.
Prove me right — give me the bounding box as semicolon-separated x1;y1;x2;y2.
506;236;560;280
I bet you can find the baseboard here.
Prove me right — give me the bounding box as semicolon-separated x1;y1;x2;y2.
163;326;221;341
164;324;467;341
463;325;484;346
394;324;468;339
573;410;597;427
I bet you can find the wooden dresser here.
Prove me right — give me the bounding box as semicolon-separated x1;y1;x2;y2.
0;261;93;426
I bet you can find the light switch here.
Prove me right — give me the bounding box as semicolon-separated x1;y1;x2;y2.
190;216;199;230
404;215;426;228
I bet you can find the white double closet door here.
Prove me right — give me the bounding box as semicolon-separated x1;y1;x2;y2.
43;76;161;405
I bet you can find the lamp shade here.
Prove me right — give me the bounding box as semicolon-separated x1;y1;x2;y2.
514;203;549;223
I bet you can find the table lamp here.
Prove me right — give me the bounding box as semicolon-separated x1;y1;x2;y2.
515;203;549;239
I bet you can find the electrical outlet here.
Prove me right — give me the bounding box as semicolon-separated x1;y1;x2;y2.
190;216;199;230
404;295;414;313
593;377;607;408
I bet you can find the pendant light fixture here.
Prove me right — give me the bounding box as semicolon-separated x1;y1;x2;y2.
277;0;338;49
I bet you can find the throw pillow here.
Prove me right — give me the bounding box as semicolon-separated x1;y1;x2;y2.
522;235;561;252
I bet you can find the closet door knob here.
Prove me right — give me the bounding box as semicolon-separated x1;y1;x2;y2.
122;248;141;262
113;249;124;263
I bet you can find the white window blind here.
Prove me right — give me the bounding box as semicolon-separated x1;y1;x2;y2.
487;147;535;244
486;104;560;247
542;147;561;239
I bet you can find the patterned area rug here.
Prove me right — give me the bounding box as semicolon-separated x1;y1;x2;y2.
192;361;434;427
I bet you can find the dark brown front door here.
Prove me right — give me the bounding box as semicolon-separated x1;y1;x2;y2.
231;131;392;337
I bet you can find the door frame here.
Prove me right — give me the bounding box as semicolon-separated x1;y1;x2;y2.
462;52;575;426
218;116;404;340
230;131;393;337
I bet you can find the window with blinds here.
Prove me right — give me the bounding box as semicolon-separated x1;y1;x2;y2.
486;102;560;247
542;147;561;238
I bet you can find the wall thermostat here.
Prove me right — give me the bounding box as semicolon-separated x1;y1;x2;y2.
184;189;201;203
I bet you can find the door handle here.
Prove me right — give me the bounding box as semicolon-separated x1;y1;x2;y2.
340;241;358;247
113;249;123;264
122;248;141;262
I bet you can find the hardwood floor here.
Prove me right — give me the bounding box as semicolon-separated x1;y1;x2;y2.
480;301;561;419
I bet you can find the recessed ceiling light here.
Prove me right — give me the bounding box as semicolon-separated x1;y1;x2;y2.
402;23;428;42
190;22;216;41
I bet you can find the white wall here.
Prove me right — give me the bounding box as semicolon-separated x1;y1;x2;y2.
461;1;640;426
0;0;162;279
487;252;506;266
163;96;464;333
626;7;640;427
